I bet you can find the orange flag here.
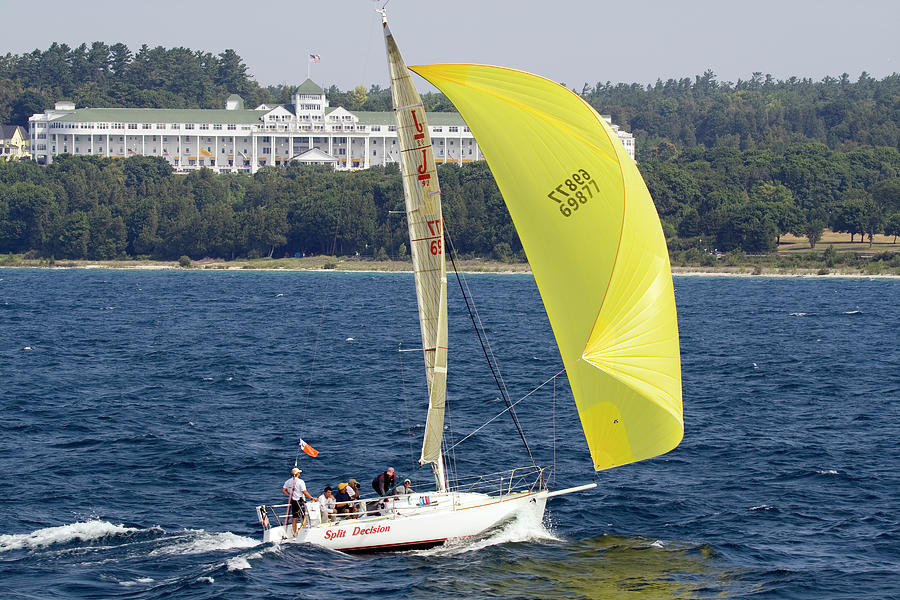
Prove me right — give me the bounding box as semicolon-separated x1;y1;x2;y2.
299;437;319;458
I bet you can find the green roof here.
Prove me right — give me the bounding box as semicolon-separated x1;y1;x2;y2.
296;79;324;94
50;106;467;128
53;108;267;124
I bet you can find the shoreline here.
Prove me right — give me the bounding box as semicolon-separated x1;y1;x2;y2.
1;258;898;279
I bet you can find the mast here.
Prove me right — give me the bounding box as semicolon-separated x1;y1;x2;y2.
381;11;450;491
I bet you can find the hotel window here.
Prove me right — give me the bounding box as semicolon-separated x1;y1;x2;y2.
156;123;165;129
185;124;195;130
171;124;180;129
449;126;458;132
372;126;381;132
433;127;442;132
227;124;236;130
128;124;138;129
142;124;152;129
199;124;209;130
213;124;222;130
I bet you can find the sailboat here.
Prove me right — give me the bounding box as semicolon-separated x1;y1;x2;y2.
255;11;683;552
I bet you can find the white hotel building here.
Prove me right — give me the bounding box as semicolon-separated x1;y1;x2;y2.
29;79;635;173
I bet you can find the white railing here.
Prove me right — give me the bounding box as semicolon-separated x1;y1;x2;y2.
448;465;550;496
255;465;550;531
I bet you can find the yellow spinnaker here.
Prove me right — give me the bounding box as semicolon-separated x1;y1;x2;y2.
411;64;683;470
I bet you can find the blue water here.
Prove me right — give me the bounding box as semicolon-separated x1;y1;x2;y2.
1;269;898;599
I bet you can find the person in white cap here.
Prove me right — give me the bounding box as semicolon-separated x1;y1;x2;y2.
396;478;414;495
281;467;315;536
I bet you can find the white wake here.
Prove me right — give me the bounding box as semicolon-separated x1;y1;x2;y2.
0;520;138;553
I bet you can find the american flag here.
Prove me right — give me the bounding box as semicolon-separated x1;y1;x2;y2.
309;53;320;63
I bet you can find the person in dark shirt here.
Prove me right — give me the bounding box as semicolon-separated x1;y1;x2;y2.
372;467;396;497
333;482;353;517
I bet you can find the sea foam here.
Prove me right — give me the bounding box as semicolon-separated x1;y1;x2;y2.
416;502;559;557
0;520;138;553
147;529;259;557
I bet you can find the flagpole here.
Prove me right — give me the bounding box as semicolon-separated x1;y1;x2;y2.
307;51;310;80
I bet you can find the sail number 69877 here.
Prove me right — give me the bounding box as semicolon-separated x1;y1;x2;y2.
547;169;600;217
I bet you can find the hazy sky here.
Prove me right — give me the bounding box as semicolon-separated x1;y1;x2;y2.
3;0;898;91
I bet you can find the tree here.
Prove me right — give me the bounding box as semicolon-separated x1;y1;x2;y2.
56;211;91;258
884;212;900;243
870;178;900;214
715;203;777;253
347;85;368;111
9;90;48;126
750;182;802;243
801;219;826;249
0;181;57;252
831;194;869;242
89;205;127;258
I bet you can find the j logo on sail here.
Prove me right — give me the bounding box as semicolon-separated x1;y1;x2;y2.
417;148;431;185
412;109;425;141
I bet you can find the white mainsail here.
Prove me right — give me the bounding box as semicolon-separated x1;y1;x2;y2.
383;15;449;490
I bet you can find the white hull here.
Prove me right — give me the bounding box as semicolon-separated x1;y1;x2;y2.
264;490;547;553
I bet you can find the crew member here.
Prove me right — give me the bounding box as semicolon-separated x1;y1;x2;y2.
281;467;315;536
318;486;337;522
372;467;397;497
334;482;353;517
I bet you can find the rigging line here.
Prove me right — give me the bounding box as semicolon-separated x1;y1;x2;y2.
330;173;348;256
552;375;557;489
398;341;417;470
444;231;514;405
444;227;535;466
444;389;459;491
300;267;333;431
446;368;566;454
444;230;519;432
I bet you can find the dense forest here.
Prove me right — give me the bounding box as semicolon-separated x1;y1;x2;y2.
2;42;900;260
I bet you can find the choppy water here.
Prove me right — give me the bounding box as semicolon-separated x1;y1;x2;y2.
1;269;898;599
